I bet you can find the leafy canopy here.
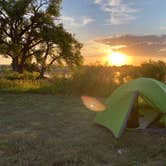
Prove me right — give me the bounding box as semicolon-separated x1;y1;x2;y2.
0;0;83;74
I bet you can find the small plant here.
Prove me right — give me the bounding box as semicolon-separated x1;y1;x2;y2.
2;71;40;80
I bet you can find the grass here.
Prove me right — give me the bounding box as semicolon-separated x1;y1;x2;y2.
0;69;118;97
0;93;165;166
0;61;166;97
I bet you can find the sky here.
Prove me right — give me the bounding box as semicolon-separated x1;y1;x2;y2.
1;0;166;65
61;0;166;65
61;0;166;41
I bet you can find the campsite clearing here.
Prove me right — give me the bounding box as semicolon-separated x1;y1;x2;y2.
0;93;165;166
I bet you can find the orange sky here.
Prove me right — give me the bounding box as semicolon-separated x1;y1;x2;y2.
81;40;166;66
1;37;166;66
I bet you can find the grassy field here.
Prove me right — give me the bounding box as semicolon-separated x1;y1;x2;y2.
0;94;165;166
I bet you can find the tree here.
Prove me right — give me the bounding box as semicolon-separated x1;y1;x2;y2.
140;60;166;82
35;25;83;78
0;0;82;74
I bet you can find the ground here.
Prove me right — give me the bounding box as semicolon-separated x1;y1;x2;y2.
0;94;165;166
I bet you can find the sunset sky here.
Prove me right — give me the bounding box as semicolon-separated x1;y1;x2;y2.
61;0;166;65
1;0;166;65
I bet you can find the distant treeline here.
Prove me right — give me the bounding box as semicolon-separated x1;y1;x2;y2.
0;60;165;97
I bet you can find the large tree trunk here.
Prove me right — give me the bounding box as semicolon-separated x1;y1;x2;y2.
17;56;26;73
38;66;46;79
17;64;24;73
11;58;26;73
11;58;19;72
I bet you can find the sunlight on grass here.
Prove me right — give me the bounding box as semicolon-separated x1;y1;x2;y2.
0;94;165;165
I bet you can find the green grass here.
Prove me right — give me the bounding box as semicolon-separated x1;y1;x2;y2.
0;93;165;166
0;62;166;97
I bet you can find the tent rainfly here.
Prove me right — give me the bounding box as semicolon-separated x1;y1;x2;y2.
95;77;166;138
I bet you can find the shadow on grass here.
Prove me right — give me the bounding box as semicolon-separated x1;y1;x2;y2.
0;94;165;166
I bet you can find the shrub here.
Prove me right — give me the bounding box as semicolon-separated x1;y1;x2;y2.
139;60;166;82
0;61;165;97
1;71;40;80
70;66;117;96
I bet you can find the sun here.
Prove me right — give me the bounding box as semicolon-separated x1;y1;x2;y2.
107;52;127;66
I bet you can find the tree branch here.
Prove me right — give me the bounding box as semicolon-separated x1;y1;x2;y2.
28;39;43;50
48;56;60;66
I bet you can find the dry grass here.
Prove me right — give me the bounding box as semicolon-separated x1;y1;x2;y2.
0;93;165;166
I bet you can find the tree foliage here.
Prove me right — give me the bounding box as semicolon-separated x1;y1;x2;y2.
139;60;166;82
35;25;83;78
0;0;83;76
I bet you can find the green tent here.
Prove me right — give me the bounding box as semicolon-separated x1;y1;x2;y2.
95;77;166;138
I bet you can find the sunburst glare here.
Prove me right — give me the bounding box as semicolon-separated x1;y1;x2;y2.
107;52;128;66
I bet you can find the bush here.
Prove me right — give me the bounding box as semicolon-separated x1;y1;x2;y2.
139;60;166;82
0;79;44;92
0;61;165;97
1;71;40;80
70;66;117;96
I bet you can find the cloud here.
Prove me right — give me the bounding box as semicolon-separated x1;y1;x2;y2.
94;0;102;4
81;40;112;64
160;26;166;30
61;16;95;28
82;40;111;57
94;0;140;25
81;35;166;65
96;35;166;57
83;17;95;26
